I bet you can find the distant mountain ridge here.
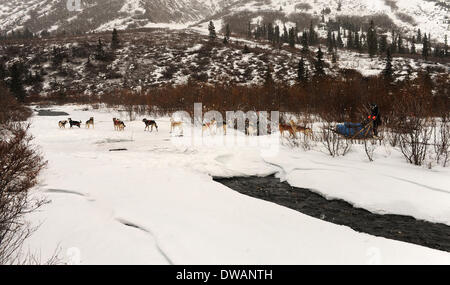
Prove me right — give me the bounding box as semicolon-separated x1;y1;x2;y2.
0;0;448;42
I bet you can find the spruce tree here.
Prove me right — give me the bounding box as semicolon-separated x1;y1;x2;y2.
383;48;393;81
347;31;353;49
282;25;288;43
314;46;325;76
422;34;429;59
411;42;416;54
327;30;333;53
208;21;216;40
223;24;231;44
9;63;26;102
417;29;422;42
225;24;231;39
397;34;403;54
297;57;307;82
337;30;344;48
301;31;309;53
288;27;295;48
247;22;252;38
95;38;105;60
264;64;274;86
353;31;361;51
111;28;120;49
243;45;250;54
308;21;316;45
444;35;448;57
267;23;273;42
274;26;280;44
367;20;378;57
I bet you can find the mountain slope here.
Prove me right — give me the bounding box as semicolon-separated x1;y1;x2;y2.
0;0;236;34
198;0;449;42
0;0;448;41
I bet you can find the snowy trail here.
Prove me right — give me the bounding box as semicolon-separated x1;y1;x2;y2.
23;105;450;264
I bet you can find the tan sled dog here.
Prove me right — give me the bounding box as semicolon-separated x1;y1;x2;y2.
86;117;94;128
58;120;68;128
170;118;183;133
289;120;313;138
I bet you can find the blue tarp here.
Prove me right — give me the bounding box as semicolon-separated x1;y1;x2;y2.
336;122;370;138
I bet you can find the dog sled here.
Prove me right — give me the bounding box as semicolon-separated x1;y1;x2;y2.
329;122;382;141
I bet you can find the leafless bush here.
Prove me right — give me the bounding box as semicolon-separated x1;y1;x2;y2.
364;139;377;162
0;123;47;264
386;130;400;147
0;86;32;124
433;117;450;167
320;123;351;157
398;117;432;166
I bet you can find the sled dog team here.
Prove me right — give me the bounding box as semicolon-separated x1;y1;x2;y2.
59;117;312;137
58;118;94;129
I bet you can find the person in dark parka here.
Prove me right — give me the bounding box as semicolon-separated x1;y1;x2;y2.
368;103;381;137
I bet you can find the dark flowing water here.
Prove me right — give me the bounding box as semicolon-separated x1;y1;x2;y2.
214;175;450;252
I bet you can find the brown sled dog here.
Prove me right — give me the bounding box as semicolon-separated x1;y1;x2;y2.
85;117;94;128
58;120;68;128
113;118;126;131
143;119;158;132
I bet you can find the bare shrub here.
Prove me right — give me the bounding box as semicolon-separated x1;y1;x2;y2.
398;117;432;166
0;85;32;123
320;123;351;157
0;123;47;264
433;117;450;167
364;139;377;162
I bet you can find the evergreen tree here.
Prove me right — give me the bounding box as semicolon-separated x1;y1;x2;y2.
411;42;416;54
264;64;274;86
95;38;105;60
332;33;337;50
327;30;333;52
347;31;353;49
337;30;344;48
274;26;280;44
367;20;378;57
223;24;231;44
314;46;325;76
225;24;231;39
111;28;120;49
267;23;274;42
288;27;295;48
282;25;288;43
301;31;309;53
297;57;307;83
9;63;26;102
354;31;360;51
208;21;216;40
247;22;252;38
308;21;316;45
383;48;393;81
422;34;429;59
444;35;448;57
397;34;403;54
417;29;422;42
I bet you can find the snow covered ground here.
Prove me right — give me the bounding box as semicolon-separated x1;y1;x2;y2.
23;104;450;264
